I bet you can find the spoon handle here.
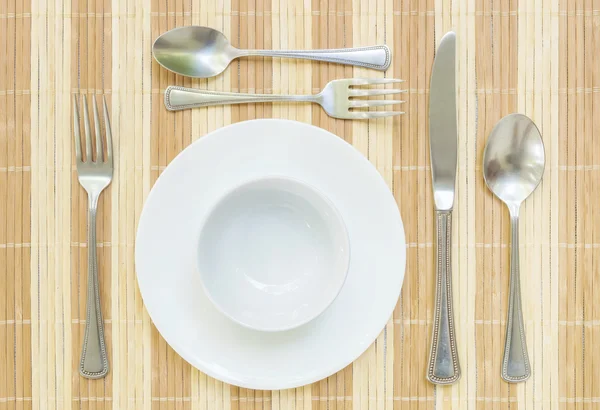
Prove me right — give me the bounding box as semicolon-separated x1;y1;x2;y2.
240;46;390;71
502;213;531;382
427;210;461;385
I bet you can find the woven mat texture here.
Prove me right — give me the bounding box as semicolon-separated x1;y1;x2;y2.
0;0;594;409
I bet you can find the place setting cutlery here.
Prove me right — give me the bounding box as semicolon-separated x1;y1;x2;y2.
425;30;545;386
70;23;548;389
73;94;113;379
165;78;406;119
153;26;391;78
426;30;461;385
152;25;404;119
483;113;545;383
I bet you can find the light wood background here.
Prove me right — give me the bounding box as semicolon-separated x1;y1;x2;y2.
0;0;596;408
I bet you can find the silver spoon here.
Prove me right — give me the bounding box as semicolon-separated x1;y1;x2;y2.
483;113;545;383
152;26;391;78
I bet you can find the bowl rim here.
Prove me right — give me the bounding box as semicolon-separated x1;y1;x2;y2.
194;174;351;332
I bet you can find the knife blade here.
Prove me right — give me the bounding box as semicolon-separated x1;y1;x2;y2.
429;31;457;212
426;30;461;385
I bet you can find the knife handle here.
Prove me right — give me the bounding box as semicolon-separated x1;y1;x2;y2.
427;210;461;385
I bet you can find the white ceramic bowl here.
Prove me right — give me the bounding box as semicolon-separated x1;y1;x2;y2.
196;176;350;332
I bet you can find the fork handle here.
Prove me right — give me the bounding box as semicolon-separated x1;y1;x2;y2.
427;210;461;385
80;193;109;379
239;45;391;71
164;86;318;111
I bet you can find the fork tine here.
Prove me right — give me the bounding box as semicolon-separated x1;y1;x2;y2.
82;96;93;162
351;111;405;119
103;95;113;164
348;78;405;86
92;96;103;162
349;89;407;97
349;100;405;108
73;95;82;162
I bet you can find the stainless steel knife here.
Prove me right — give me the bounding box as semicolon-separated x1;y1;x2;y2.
426;30;460;385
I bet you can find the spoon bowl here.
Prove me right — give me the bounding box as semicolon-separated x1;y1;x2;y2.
483;113;545;208
482;113;545;383
152;26;237;78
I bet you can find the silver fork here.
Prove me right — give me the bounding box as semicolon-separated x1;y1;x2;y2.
164;78;406;120
73;94;113;379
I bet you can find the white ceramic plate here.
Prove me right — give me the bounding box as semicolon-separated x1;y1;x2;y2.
135;119;406;390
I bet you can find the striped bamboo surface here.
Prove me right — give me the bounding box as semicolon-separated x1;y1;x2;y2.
0;0;596;408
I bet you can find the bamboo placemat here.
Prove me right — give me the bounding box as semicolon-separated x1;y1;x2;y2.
0;0;596;408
